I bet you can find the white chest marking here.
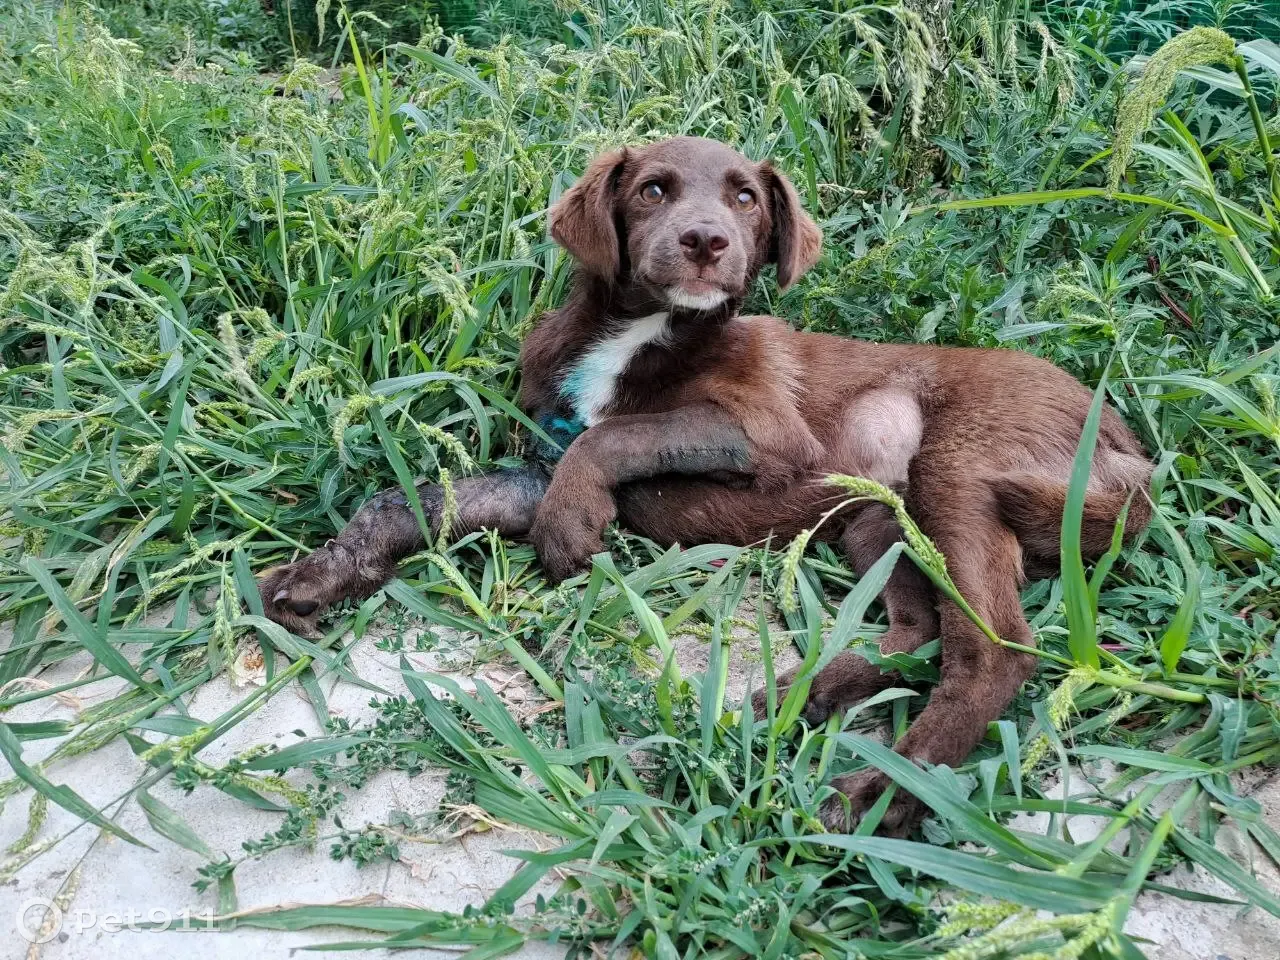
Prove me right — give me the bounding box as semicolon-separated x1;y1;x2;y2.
561;312;670;425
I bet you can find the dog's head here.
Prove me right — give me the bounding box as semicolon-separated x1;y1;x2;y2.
548;137;822;309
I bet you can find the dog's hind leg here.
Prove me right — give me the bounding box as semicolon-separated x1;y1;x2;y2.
259;466;550;636
822;480;1037;837
993;417;1152;572
753;503;938;722
992;467;1152;568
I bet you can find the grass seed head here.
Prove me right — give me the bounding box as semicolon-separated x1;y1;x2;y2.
1108;27;1237;190
332;393;382;466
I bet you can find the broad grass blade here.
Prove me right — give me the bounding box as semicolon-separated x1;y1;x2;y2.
1061;366;1109;668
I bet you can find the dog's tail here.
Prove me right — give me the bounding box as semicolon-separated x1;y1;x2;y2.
992;473;1152;563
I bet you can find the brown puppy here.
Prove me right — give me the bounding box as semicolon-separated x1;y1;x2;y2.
260;137;1152;835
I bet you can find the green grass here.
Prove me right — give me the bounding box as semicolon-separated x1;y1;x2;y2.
2;0;1280;956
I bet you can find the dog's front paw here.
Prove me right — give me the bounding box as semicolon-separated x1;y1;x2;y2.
530;513;605;582
259;558;332;638
530;490;614;583
820;769;926;837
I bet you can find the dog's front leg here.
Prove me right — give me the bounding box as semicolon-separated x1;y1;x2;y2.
260;466;550;635
529;405;753;580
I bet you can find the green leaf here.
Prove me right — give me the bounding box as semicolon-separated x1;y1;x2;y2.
23;557;152;690
241;734;368;770
996;719;1022;800
1113;811;1176;930
779;83;819;207
1215;694;1247;763
218;864;238;917
1088;497;1132;611
700;616;728;756
800;834;1109;913
1151;509;1202;675
454;935;528;960
134;716;205;736
150;903;438;933
138;788;217;860
134;269;188;343
5;719;74;741
839;733;1059;868
1241;39;1280;81
590;809;636;867
1070;745;1214;774
1061;366;1110;668
1132;372;1279;440
1173;826;1280;918
0;724;150;847
368;406;433;549
777;544;903;732
915;188;1234;235
396;45;499;101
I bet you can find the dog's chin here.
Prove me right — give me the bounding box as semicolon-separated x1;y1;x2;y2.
666;280;731;312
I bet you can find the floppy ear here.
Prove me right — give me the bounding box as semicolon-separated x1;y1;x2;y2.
764;164;823;291
548;148;629;280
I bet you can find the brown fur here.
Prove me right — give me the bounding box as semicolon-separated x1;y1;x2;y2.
260;137;1152;836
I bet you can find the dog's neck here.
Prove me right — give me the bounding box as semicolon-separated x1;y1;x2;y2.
544;270;741;428
564;271;742;355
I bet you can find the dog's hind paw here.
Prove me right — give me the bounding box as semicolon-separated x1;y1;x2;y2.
820;769;926;837
746;667;847;728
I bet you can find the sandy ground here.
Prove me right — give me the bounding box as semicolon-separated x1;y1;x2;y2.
1;613;1277;959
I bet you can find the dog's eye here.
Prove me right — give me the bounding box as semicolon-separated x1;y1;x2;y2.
736;189;757;210
640;182;664;204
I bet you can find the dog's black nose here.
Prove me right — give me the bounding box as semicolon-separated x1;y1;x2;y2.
679;226;729;265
